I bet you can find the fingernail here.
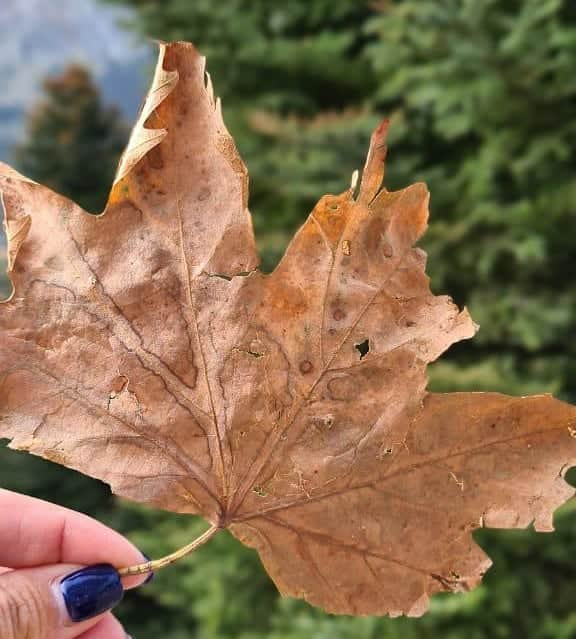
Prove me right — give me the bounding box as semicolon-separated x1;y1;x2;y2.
141;552;155;585
59;564;124;622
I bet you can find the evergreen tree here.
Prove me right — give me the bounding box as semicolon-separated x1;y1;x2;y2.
367;0;576;403
15;64;127;212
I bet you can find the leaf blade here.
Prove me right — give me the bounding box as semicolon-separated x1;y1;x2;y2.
231;392;576;616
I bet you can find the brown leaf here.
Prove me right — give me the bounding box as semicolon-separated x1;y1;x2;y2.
1;42;576;617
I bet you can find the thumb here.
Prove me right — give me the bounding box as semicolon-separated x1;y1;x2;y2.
0;563;126;639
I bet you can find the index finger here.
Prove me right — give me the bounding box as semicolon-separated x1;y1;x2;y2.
0;489;145;583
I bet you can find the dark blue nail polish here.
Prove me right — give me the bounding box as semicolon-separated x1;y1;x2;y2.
60;564;124;622
141;553;155;585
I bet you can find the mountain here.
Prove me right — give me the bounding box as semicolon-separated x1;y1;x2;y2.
0;0;152;163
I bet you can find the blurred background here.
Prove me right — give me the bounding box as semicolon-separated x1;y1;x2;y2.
1;0;576;637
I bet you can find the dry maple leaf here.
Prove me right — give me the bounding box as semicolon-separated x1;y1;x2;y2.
1;42;576;617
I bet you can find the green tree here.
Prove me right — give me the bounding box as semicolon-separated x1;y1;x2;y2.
367;0;576;403
15;64;127;212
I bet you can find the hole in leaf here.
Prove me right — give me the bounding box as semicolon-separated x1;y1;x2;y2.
565;466;576;487
355;339;370;359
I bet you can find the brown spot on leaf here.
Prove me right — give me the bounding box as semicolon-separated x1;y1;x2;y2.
299;360;313;374
364;216;387;258
327;375;357;401
110;375;129;396
147;146;164;170
333;308;346;321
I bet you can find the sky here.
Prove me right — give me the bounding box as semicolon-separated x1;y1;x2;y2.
0;0;151;162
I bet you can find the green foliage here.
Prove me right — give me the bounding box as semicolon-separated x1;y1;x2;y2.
15;64;127;212
2;1;576;637
368;0;576;402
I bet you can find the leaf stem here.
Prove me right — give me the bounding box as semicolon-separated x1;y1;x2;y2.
118;524;220;578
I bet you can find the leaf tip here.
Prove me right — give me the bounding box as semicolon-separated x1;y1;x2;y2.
112;41;182;188
460;306;480;338
358;117;391;205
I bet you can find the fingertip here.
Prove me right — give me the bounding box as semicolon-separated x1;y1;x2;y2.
0;490;145;572
59;564;124;623
76;612;128;639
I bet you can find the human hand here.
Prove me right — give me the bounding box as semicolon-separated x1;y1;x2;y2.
0;488;149;638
